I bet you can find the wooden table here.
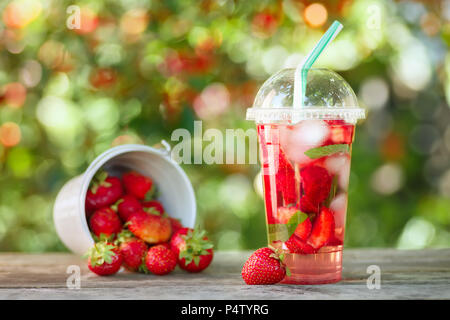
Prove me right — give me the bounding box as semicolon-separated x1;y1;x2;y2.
0;249;449;299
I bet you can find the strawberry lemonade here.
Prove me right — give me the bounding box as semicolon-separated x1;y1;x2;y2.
247;68;365;284
258;120;354;284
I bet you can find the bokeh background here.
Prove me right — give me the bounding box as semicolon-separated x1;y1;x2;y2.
0;0;449;252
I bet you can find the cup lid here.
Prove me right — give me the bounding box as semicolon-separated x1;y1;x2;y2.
246;68;365;124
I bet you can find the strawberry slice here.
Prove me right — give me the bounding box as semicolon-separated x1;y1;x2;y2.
294;216;312;241
307;207;335;250
285;235;316;254
276;148;297;206
300;165;332;206
299;195;319;214
327;236;343;246
324;120;354;145
276;206;297;224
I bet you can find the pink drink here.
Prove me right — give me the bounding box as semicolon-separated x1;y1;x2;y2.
257;119;354;284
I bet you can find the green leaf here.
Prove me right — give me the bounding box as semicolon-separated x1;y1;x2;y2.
304;144;349;159
268;224;289;242
325;175;338;206
193;256;200;266
286;211;308;239
285;266;291;277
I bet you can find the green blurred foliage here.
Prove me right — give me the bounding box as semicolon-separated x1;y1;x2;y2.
0;0;449;252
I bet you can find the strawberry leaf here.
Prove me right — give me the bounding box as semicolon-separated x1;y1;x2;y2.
285;266;291;277
304;144;349;159
286;211;308;239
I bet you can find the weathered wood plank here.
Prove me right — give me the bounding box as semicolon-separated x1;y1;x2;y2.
0;249;449;299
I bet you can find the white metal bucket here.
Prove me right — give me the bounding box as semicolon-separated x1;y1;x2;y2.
53;143;196;254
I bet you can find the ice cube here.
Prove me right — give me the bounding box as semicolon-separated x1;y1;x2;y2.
280;120;330;164
329;193;348;229
324;153;350;175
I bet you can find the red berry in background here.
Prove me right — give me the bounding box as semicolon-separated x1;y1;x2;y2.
242;247;287;285
170;228;214;273
128;210;172;244
307;207;335;250
89;207;122;239
86;171;123;212
300;165;332;206
117;233;148;272
142;200;164;215
251;12;278;38
145;244;177;275
122;171;155;200
86;242;123;276
89;68;117;89
114;195;142;221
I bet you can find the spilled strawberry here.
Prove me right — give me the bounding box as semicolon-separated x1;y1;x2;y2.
127;210;172;244
142;200;164;215
86;171;123;212
86;241;123;276
116;230;147;272
169;217;183;235
89;207;122;239
113;195;142;222
170;228;214;273
145;244;177;275
242;247;289;285
122;171;156;200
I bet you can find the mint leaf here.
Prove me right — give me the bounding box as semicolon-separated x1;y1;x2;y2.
286;211;308;238
325;175;338;207
268;224;289;242
304;144;349;159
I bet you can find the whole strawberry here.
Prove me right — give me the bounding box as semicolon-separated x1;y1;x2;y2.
122;171;155;200
86;241;123;276
127;210;172;244
170;228;214;273
242;247;289;285
89;207;122;239
145;244;177;275
116;230;147;272
170;217;183;235
86;171;123;212
113;195;142;222
142;200;164;215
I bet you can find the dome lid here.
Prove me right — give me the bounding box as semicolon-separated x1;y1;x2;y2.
246;68;365;124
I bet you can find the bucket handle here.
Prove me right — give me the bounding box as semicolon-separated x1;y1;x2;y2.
153;140;171;158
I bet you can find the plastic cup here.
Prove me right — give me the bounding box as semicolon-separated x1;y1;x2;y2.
247;68;365;284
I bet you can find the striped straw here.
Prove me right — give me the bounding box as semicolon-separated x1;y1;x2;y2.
293;21;343;109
